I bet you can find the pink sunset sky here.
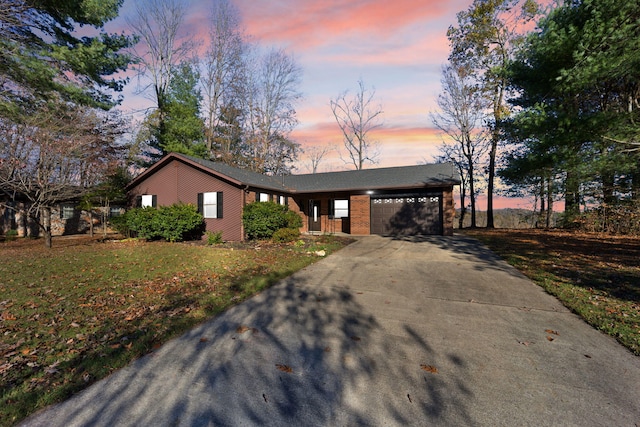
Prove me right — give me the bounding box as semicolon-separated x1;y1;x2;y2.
109;0;539;211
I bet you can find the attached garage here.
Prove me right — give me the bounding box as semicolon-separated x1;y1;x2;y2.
370;193;442;236
127;153;460;240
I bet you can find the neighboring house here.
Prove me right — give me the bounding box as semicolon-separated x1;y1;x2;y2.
127;152;461;241
0;196;125;238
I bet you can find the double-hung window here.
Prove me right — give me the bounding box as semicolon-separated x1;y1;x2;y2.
198;192;223;218
330;199;349;219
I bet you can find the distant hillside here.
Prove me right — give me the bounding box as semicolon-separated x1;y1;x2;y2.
454;209;561;229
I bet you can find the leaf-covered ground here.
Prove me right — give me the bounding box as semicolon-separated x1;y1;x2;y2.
0;234;352;426
462;229;640;356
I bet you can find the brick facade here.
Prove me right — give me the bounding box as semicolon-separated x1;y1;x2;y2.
349;195;371;235
442;188;455;236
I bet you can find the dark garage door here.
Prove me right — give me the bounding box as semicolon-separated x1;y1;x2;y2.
371;194;442;236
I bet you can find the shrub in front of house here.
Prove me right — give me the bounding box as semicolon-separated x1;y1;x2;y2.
243;201;301;240
112;203;205;242
272;227;301;243
284;209;303;229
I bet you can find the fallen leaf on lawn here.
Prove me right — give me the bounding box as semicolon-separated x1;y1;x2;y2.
70;322;80;328
324;346;331;352
199;337;208;343
518;340;531;346
545;329;559;335
236;325;250;333
276;364;293;373
420;364;438;373
350;336;361;341
1;311;17;320
546;336;554;342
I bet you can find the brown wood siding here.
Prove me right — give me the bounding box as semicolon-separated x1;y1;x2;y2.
130;159;245;241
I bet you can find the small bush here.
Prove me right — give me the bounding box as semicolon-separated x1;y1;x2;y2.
284;210;303;229
112;203;204;242
4;229;18;242
243;201;295;240
206;230;223;245
272;227;300;243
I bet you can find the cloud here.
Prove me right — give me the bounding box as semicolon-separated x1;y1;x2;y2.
235;0;458;51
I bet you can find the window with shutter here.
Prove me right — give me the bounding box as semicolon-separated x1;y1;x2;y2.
199;192;223;218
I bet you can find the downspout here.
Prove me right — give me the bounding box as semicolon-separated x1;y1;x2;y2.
241;185;250;241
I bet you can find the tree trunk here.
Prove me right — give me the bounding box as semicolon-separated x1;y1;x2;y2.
468;160;477;228
42;207;52;248
88;211;94;237
486;133;497;228
564;170;581;224
538;176;546;228
458;188;467;229
546;177;553;229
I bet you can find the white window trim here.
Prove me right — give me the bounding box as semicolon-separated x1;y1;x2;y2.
202;191;219;219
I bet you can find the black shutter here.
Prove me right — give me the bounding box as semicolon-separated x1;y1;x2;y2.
151;195;157;207
197;193;203;214
217;192;223;218
136;196;142;208
328;199;334;219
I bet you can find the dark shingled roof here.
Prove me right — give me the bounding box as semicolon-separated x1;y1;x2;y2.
181;154;289;192
133;153;460;194
283;163;460;192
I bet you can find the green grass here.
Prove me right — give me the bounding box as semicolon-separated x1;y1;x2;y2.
0;235;351;426
463;229;640;356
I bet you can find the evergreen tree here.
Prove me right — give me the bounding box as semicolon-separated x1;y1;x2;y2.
0;0;135;116
503;0;640;223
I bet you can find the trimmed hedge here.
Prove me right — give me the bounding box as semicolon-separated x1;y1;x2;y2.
112;203;205;242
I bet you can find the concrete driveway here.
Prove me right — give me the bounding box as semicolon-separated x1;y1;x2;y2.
20;235;640;426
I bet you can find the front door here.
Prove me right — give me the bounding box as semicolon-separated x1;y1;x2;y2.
309;200;321;232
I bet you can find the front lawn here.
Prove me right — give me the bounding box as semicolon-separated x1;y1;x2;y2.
0;234;351;426
462;229;640;356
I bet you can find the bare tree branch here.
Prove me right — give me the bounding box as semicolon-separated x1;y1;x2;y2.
330;79;382;170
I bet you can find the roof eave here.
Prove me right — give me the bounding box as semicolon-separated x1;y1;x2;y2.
289;180;460;194
126;152;244;190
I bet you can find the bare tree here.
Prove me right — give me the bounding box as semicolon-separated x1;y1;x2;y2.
431;64;488;228
129;0;193;160
304;144;333;173
200;0;247;158
330;79;383;170
243;48;302;175
0;105;127;247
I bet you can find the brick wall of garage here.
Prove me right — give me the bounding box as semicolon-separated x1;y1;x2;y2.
349;195;371;235
443;188;455;236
